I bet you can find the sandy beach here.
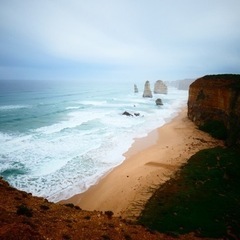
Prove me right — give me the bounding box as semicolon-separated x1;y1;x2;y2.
62;107;223;219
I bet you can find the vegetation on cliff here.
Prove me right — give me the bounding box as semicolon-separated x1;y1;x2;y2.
138;147;240;239
0;177;206;240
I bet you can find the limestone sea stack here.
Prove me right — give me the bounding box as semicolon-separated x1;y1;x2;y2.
134;84;138;93
154;80;168;94
188;74;240;145
142;81;153;98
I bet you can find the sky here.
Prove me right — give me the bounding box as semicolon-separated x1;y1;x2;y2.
0;0;240;83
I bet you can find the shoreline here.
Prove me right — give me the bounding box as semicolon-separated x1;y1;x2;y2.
61;107;223;218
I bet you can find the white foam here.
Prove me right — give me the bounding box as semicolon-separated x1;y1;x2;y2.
0;132;13;142
65;106;80;110
0;105;30;111
34;110;106;134
79;100;107;106
0;86;189;202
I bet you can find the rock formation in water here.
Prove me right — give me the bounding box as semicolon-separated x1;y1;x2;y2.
122;111;133;116
155;98;163;106
122;111;140;117
154;80;168;94
134;84;139;93
188;74;240;145
142;81;153;98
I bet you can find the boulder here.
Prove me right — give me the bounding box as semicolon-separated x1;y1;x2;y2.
142;81;153;98
154;80;168;94
155;98;163;105
122;111;140;117
122;111;133;117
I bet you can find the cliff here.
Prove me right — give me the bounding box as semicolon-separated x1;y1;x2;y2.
0;178;205;240
188;74;240;145
154;80;168;94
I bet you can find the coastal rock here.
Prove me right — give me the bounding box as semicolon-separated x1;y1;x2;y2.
122;111;133;117
0;178;170;240
134;84;139;93
154;80;168;94
142;81;153;98
155;98;163;105
188;74;240;145
122;111;140;117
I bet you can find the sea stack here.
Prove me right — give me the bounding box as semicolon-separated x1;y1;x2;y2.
154;80;168;94
142;81;153;98
134;84;138;93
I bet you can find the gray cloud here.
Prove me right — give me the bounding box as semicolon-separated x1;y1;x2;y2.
0;0;240;81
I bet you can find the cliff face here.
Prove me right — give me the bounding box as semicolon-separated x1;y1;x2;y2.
188;74;240;145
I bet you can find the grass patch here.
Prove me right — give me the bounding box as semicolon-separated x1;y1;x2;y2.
138;147;240;238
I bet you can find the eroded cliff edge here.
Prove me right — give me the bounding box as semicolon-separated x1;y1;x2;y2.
188;74;240;145
0;177;206;240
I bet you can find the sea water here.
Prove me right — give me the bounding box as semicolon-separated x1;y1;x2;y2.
0;80;188;202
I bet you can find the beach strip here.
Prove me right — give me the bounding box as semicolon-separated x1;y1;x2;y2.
62;107;222;218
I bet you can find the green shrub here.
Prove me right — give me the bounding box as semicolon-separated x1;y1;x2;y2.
105;211;114;219
16;204;33;217
64;203;75;208
62;233;71;240
40;204;50;210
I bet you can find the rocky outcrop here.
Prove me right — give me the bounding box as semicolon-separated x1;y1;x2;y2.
155;98;163;105
0;178;173;240
122;111;140;117
134;84;139;93
188;74;240;145
154;80;168;94
142;81;153;98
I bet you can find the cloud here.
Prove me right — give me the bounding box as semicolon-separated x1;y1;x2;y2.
0;0;240;80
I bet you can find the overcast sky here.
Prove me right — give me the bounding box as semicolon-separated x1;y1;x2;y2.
0;0;240;82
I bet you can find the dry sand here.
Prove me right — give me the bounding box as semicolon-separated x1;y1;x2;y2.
62;108;223;219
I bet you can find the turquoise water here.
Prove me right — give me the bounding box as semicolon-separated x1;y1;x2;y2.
0;80;188;201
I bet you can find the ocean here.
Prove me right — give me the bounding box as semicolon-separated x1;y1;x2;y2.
0;80;188;202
